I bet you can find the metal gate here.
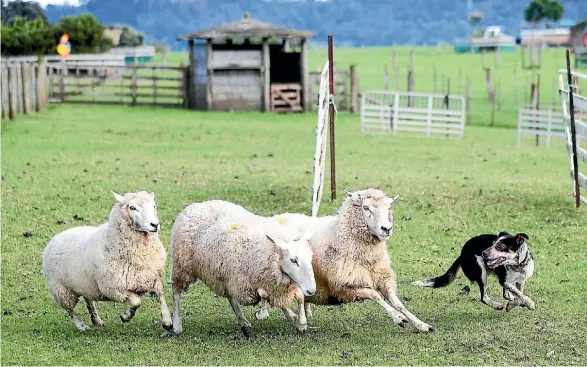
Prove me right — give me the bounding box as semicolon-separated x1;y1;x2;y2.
360;90;466;139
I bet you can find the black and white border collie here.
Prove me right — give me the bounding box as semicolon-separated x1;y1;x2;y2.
412;232;535;312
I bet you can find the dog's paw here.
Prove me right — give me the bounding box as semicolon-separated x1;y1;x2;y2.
525;300;536;310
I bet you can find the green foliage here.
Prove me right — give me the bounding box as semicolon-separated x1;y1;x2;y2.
43;0;587;49
0;17;54;56
117;25;145;47
524;0;564;25
1;11;112;56
468;11;484;28
1;0;48;26
54;13;112;54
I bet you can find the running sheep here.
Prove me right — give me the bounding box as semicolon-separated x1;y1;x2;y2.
169;200;316;337
256;188;435;333
41;190;172;332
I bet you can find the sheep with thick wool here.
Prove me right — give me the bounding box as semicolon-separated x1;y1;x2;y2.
257;188;434;333
169;199;316;337
42;190;172;332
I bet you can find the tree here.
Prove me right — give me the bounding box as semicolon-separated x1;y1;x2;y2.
53;13;112;54
468;11;483;28
468;11;484;37
1;17;54;56
118;25;145;47
524;0;563;27
1;0;48;26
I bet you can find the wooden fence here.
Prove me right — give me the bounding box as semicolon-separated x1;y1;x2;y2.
558;69;587;205
360;90;466;139
1;60;48;120
516;104;566;147
309;68;350;111
46;63;188;107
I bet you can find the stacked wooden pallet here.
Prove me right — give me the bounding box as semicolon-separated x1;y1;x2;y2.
270;83;302;113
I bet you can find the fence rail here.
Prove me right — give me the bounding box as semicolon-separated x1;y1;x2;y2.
516;104;566;147
1;61;48;120
46;63;188;107
558;69;587;205
360;90;466;139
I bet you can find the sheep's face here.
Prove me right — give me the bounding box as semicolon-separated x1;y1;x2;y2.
345;189;400;242
266;232;316;297
112;190;160;234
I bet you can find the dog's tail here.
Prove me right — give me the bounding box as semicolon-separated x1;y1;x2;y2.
411;257;461;288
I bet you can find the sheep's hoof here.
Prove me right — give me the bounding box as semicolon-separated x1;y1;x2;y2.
120;312;131;323
255;310;269;321
416;323;435;333
296;323;308;333
91;317;105;326
160;330;174;338
76;324;91;332
241;325;253;338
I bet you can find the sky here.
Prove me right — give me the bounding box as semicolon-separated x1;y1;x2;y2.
7;0;81;7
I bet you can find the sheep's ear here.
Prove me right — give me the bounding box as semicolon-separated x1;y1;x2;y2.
111;190;125;204
150;191;155;198
266;235;288;251
343;189;353;198
300;229;313;243
390;193;400;204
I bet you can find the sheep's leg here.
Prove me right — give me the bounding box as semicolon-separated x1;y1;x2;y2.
291;289;307;332
228;297;252;338
255;288;269;321
49;283;89;331
153;280;173;331
171;291;183;335
304;302;313;323
280;307;298;324
349;288;408;328
84;297;104;326
379;285;435;332
69;310;91;332
120;292;141;323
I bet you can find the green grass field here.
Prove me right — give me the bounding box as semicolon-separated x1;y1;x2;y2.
155;45;586;129
1;100;586;365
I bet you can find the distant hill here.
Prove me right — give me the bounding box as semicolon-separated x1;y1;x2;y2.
44;0;587;50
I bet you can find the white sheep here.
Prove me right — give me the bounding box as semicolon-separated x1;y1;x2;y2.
41;190;172;332
169;200;316;337
256;188;435;333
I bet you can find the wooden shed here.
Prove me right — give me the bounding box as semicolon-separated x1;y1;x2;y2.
177;13;315;112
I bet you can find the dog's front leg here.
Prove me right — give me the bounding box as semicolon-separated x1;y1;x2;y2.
504;282;534;310
505;280;531;312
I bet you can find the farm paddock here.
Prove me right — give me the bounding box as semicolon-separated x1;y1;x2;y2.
1;104;586;365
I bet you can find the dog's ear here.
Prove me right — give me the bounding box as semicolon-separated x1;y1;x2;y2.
515;232;529;245
498;231;511;238
517;242;530;267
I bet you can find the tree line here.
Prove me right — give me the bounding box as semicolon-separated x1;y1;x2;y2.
1;0;146;56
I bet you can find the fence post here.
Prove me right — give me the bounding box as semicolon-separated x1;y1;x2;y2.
22;63;31;114
392;93;399;135
350;64;358;113
466;78;472;124
516;109;522;147
408;49;415;107
8;66;17;120
36;58;46;111
59;60;66;102
546;107;552;148
131;67;138;106
426;95;432;137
